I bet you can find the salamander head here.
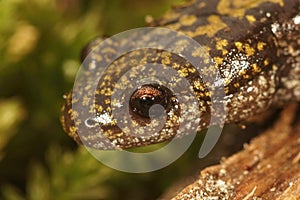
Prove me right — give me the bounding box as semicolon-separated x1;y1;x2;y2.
61;31;218;150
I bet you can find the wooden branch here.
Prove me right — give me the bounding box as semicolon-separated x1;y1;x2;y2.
170;103;300;199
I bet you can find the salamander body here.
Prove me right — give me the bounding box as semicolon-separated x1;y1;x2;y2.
61;0;300;149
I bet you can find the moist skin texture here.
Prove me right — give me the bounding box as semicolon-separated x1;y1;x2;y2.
61;0;300;150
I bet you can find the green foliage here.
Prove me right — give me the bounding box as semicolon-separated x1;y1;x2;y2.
0;0;203;199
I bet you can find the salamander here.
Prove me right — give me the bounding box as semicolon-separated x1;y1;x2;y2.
61;0;300;150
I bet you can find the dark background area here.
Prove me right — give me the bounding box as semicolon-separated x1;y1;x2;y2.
0;0;262;199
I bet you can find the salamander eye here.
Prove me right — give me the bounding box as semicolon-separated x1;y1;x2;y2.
129;84;171;118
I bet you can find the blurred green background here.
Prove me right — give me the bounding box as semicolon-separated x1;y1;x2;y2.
0;0;211;199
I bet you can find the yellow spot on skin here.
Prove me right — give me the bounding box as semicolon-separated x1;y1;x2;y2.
243;74;250;79
252;63;261;72
166;23;181;31
272;64;278;71
225;87;229;94
185;15;227;37
216;38;227;47
264;59;269;66
89;105;94;113
99;87;112;96
188;67;196;74
179;15;197;26
216;38;228;55
205;91;211;97
234;83;240;88
162;57;171;65
71;97;79;104
257;42;267;51
224;78;231;85
75;119;81;126
244;44;255;56
94;54;103;62
104;75;111;81
105;99;110;105
70;110;78;120
213;57;223;65
161;52;171;65
95;104;103;113
204;58;211;64
129;59;138;66
235;42;255;56
177;68;189;77
69;126;78;136
172;63;181;69
84;85;91;91
102;47;116;54
235;42;243;52
203;46;211;53
192;48;207;58
175;39;190;48
246;15;256;23
239;70;247;76
67;108;73;115
194;81;205;91
82;95;90;106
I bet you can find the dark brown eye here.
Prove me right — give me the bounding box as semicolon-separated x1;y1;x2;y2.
129;84;171;118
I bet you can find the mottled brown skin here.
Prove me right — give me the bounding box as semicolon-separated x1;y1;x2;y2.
61;0;300;150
